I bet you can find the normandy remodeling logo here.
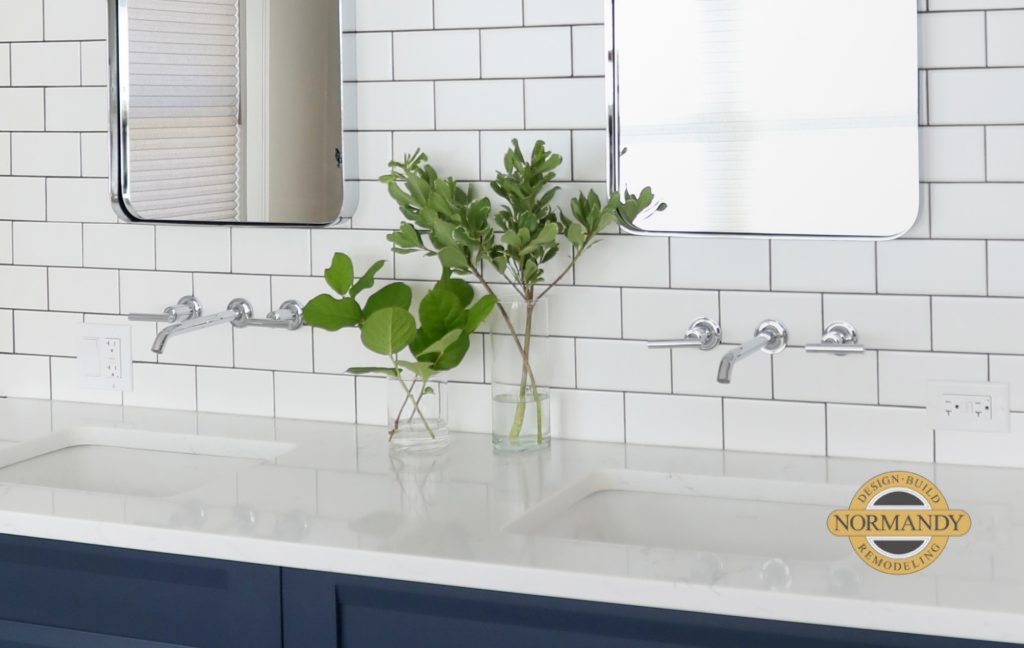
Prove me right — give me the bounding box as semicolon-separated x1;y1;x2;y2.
827;472;971;575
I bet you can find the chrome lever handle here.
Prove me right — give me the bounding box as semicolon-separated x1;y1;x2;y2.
806;322;864;355
648;318;722;351
241;300;304;330
128;296;202;323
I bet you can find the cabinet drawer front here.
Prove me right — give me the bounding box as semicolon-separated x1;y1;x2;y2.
0;534;280;648
283;569;1017;648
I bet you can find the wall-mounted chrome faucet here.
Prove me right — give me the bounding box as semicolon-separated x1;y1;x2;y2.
717;320;788;385
648;318;722;351
149;298;254;355
131;296;306;355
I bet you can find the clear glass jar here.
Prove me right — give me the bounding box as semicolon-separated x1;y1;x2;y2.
489;299;551;453
387;372;449;454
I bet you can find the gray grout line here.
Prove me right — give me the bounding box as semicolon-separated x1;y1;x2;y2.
984;11;990;68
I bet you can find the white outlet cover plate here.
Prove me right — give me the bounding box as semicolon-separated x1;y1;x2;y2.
79;323;134;392
926;381;1010;434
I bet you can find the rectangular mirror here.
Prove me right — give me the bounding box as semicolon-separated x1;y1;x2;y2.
608;0;920;238
108;0;351;225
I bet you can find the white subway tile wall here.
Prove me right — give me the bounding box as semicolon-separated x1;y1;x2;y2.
1;1;1023;466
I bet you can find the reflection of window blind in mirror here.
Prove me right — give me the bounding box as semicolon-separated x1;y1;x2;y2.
126;0;240;222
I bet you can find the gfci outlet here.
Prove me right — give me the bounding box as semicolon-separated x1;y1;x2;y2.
79;323;133;391
927;381;1010;434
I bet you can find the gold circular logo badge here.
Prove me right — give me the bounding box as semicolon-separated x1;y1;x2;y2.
827;472;971;575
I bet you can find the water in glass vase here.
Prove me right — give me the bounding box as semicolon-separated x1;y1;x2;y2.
388;375;450;454
391;416;449;454
489;299;552;453
491;392;551;453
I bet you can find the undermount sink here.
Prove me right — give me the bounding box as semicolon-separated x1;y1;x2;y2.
0;427;294;498
507;470;851;561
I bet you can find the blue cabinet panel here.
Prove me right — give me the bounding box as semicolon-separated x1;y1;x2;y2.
0;534;280;648
282;569;1019;648
0;618;189;647
0;533;1015;648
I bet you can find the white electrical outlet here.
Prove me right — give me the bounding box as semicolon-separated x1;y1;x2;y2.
80;324;133;391
99;337;122;378
927;381;1010;433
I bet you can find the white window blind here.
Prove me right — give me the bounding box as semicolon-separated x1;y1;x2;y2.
126;0;241;222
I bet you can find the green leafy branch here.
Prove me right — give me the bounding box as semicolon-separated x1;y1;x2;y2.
304;253;496;439
380;139;664;443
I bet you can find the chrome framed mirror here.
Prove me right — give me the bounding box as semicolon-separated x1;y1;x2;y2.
108;0;354;225
608;0;920;239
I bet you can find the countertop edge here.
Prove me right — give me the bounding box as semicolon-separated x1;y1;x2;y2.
0;511;1019;645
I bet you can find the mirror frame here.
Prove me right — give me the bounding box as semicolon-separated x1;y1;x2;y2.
605;0;920;240
107;0;355;226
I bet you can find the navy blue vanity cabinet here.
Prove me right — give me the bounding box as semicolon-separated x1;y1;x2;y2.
0;534;1016;647
0;534;280;648
280;568;1018;648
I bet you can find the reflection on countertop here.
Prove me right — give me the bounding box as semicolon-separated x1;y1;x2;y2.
0;398;1021;643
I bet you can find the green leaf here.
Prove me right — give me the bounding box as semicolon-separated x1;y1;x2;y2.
467;199;491;228
432;332;471;371
324;253;355;295
360;307;416;355
438;246;470;270
407;173;431;206
500;229;522;250
419;288;466;341
521;221;558;255
363;283;413;319
388;223;424;252
386;181;414;207
303;294;362;332
347;366;399;376
397;360;435;380
538;186;560;209
566;222;586;247
436;274;474;307
349;260;386;298
464;295;497;334
418;329;463;359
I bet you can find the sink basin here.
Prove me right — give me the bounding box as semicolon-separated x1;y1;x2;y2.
507;470;851;561
0;427;294;498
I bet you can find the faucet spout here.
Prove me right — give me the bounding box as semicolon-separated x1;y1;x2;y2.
716;320;788;385
717;333;772;384
152;299;253;354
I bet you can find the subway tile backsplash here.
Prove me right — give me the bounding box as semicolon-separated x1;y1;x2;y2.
1;0;1024;467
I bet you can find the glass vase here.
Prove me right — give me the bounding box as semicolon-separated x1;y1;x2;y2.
489;299;551;453
387;372;449;454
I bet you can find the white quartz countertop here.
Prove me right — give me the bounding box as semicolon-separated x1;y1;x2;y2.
0;398;1021;644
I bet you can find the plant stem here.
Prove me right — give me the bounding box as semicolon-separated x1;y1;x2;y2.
406;379;432;425
391;375;418;435
469;268;535;376
392;366;436;440
508;300;533;441
535;237;593;302
468;267;549;446
506;292;545;444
